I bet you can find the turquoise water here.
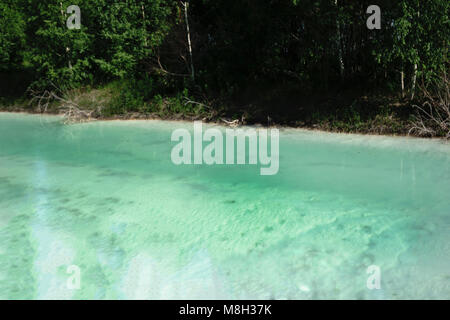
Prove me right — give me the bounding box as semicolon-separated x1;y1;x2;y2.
0;112;449;299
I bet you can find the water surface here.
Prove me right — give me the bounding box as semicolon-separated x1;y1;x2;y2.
0;113;449;299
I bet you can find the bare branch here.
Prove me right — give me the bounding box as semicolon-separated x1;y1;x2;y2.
27;82;99;124
409;75;450;138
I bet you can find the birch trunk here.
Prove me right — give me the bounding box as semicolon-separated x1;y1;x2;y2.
401;70;405;98
411;7;420;100
141;4;147;47
411;63;417;100
182;2;195;81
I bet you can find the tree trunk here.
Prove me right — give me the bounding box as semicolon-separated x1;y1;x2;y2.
411;63;417;100
141;3;147;47
60;2;72;70
335;0;344;80
401;70;405;98
411;6;420;100
182;2;195;81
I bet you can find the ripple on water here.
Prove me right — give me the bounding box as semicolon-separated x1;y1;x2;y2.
0;113;449;299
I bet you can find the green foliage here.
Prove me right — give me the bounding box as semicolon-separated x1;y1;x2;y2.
13;0;176;89
378;0;449;84
0;0;26;70
0;0;448;126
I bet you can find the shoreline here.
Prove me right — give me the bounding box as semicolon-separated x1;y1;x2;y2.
1;109;447;142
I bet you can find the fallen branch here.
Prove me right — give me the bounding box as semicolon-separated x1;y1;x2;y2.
183;97;212;110
408;76;450;139
153;53;190;78
221;118;240;127
27;83;99;124
59;104;99;124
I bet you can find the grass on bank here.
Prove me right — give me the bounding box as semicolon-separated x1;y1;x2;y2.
0;79;448;138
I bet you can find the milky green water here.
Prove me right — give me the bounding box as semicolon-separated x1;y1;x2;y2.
0;112;449;300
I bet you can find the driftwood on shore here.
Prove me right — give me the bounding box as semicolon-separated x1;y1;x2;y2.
59;105;100;124
28;85;99;124
409;77;450;139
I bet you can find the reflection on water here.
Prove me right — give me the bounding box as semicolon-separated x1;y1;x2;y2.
0;113;449;299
